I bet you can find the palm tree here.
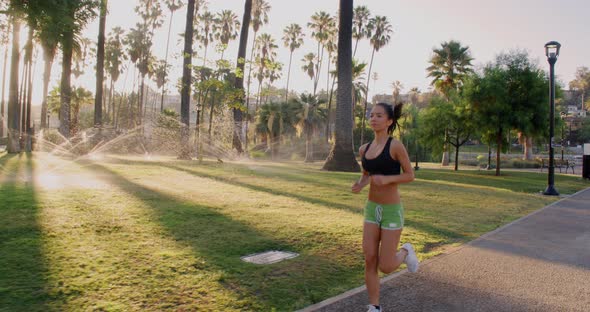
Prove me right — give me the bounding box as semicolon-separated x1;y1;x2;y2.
426;40;474;97
152;59;168;104
94;0;108;126
160;0;183;112
282;23;304;101
308;11;335;96
196;11;215;67
56;0;99;138
245;0;270;117
138;0;164;123
408;87;420;105
301;52;316;91
391;80;403;103
179;0;196;160
323;0;360;172
37;16;59;130
0;20;9;137
70;86;93;134
255;100;298;160
426;40;473;165
6;11;21;152
360;15;393;146
264;60;282;104
232;0;252;155
105;26;126;124
352;59;368;110
254;33;277;107
352;5;370;58
322;31;337;143
215;9;240;60
296;93;327;162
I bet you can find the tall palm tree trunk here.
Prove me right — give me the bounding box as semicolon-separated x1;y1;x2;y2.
7;18;21;153
245;30;258;120
232;0;252;155
40;47;54;129
24;27;34;152
208;92;215;139
305;123;314;162
325;76;337;142
360;47;375;147
94;0;107;127
285;51;293;101
323;0;360;172
161;8;175;112
59;30;74;138
179;0;195;160
0;35;9;138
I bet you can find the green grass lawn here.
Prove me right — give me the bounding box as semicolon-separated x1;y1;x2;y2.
0;152;588;311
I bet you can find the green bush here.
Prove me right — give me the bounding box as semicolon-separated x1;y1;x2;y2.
508;159;541;168
250;150;268;159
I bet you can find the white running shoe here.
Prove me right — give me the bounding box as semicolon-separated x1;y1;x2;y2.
402;243;419;273
366;305;381;312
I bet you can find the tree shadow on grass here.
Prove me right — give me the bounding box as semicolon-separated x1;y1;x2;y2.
95;157;471;252
84;162;362;310
0;153;50;311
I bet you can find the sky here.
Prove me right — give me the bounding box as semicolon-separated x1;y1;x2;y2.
27;0;590;106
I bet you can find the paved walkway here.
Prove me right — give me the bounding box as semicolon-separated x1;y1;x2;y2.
301;188;590;312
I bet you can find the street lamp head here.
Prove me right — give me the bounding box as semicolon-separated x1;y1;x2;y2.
544;41;561;59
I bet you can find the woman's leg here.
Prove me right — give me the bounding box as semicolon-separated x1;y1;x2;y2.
363;222;381;306
378;228;408;274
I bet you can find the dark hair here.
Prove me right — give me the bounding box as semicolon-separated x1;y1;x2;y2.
375;102;403;134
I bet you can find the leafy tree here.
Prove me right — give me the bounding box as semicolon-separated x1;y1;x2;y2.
578;118;590;142
496;51;549;160
569;67;590;111
463;51;547;175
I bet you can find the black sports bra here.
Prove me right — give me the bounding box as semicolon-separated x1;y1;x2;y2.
361;137;401;176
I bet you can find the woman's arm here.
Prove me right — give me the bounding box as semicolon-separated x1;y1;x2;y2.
370;140;415;186
352;143;371;193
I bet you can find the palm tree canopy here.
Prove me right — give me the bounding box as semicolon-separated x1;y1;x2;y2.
282;23;304;53
215;9;240;45
367;15;393;52
301;52;316;80
308;11;335;44
251;0;270;32
426;40;474;95
197;11;215;48
164;0;183;12
352;5;370;40
105;26;126;82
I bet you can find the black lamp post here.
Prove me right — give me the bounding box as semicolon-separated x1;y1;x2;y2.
543;41;560;196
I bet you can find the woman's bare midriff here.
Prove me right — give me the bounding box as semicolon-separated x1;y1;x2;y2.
368;182;400;205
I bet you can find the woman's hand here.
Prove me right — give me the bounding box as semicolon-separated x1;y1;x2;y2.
351;181;364;193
